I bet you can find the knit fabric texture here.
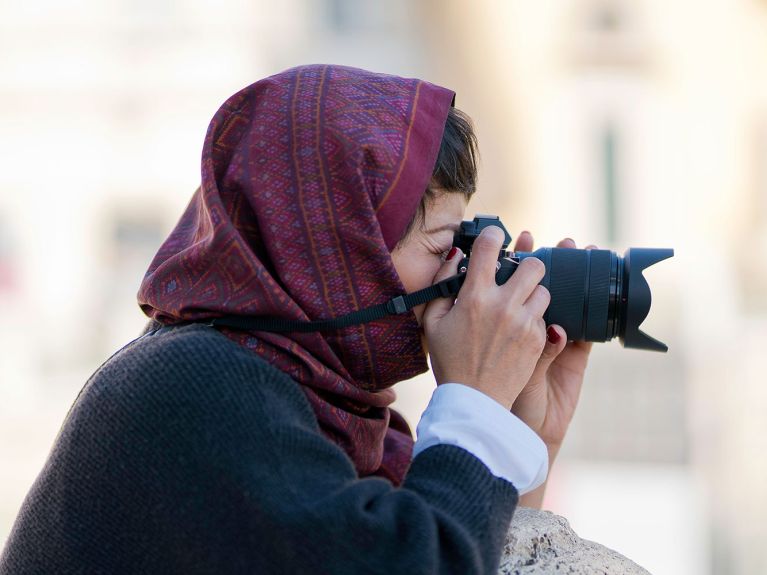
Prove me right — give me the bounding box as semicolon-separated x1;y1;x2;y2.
0;322;519;574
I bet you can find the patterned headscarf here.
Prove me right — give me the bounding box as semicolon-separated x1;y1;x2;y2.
137;65;455;485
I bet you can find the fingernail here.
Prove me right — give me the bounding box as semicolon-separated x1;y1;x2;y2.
446;247;458;261
547;326;561;344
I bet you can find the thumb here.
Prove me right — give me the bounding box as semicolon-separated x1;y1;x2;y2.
538;324;567;367
521;325;567;398
422;247;463;325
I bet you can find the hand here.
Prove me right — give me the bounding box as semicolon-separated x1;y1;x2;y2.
423;226;551;411
511;232;597;453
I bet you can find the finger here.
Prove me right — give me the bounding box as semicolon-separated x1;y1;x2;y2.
536;324;568;368
585;244;598;250
513;230;534;252
523;283;551;318
501;256;547;306
572;339;594;354
462;225;505;292
422;247;463;323
556;237;576;249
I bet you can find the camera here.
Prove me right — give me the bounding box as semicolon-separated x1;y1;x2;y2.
453;215;674;352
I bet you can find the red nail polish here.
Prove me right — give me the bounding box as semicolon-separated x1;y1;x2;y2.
547;326;561;344
446;247;458;261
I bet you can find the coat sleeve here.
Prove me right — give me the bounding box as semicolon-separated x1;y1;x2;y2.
0;326;519;575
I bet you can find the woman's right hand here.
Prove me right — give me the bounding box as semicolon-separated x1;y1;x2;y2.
422;226;550;411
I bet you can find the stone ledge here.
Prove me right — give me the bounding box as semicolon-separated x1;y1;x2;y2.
500;507;651;574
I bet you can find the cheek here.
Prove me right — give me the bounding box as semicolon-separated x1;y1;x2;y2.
393;252;441;294
410;258;442;293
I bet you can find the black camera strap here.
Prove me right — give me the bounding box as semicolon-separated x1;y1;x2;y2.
206;273;466;333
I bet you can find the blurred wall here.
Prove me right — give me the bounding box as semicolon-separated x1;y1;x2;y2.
1;1;766;573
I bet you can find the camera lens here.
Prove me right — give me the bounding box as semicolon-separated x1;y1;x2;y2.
506;247;673;352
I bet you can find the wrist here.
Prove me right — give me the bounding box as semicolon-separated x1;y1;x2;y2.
545;442;561;467
440;380;514;411
519;443;560;510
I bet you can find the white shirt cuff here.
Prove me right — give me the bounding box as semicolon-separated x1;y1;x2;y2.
412;383;549;495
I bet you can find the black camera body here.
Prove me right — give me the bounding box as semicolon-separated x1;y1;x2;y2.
453;215;674;352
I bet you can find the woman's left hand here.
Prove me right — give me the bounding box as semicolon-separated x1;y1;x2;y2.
510;232;597;465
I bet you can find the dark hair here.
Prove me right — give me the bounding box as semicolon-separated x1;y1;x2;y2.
396;106;479;247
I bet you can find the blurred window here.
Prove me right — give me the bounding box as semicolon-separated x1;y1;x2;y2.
591;1;623;34
0;212;18;295
757;119;767;225
322;0;407;34
602;124;619;245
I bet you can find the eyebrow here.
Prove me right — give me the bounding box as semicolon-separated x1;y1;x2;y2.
424;223;460;235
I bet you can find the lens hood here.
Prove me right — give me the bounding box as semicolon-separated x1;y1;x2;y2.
620;248;674;352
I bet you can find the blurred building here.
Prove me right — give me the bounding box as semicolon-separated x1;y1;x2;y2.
415;2;767;573
1;1;767;573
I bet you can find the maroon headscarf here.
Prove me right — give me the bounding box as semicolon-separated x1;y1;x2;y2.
137;64;455;485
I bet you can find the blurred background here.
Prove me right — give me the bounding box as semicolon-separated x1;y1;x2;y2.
1;1;765;573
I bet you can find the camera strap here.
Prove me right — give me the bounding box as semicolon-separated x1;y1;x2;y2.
205;273;466;333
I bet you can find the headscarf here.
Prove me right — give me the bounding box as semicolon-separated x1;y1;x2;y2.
137;64;455;485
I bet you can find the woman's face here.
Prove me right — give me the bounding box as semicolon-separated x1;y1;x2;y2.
390;191;468;330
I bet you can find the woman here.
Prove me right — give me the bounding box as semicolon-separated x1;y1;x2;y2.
0;65;594;574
